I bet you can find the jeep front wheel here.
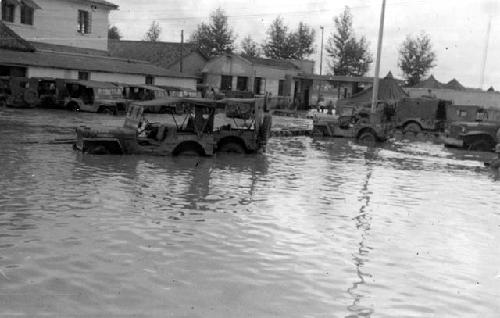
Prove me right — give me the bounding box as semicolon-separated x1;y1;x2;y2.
467;138;495;152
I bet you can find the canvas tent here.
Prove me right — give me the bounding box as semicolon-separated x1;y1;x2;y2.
337;73;408;107
412;75;444;89
444;78;465;90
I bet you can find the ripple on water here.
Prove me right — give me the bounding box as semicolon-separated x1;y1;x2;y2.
1;110;500;316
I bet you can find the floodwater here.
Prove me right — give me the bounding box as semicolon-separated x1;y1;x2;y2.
1;108;499;317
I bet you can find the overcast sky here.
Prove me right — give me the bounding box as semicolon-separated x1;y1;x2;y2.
109;0;499;89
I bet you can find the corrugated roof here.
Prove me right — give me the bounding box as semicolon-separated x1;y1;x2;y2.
0;21;35;52
108;40;206;70
0;48;198;78
243;56;300;70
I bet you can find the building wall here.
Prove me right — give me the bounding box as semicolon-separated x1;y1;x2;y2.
202;55;300;96
155;77;197;90
27;66;77;79
167;52;207;75
3;0;112;51
406;88;500;109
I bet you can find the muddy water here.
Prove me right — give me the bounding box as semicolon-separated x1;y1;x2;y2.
1;108;499;317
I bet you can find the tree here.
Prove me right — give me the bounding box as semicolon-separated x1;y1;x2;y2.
325;6;373;76
291;22;315;59
108;26;121;40
144;21;161;42
190;8;235;56
240;35;261;57
398;32;436;86
262;17;315;59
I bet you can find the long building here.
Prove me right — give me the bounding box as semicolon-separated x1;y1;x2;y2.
0;0;197;89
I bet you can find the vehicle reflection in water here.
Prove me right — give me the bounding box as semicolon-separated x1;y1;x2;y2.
1;109;500;317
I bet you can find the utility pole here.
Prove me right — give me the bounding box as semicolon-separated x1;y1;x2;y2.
480;17;492;90
371;0;386;115
320;26;324;75
180;30;184;73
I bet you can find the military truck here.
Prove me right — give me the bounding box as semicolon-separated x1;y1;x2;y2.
313;101;395;143
1;77;39;108
442;120;500;152
394;97;451;133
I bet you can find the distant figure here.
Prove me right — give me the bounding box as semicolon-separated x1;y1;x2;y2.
327;100;334;115
205;87;214;99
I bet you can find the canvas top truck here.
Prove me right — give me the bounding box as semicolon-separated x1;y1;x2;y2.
394;97;452;133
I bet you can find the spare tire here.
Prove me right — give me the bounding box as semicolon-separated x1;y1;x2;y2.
23;89;39;106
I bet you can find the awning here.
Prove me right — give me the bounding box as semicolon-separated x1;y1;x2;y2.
21;0;41;9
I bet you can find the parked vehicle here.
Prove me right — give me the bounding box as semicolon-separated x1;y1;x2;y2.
63;80;128;114
0;77;10;107
442;120;500;151
121;84;167;101
157;85;201;98
74;97;272;156
1;77;39;108
313;101;395;143
394;97;451;133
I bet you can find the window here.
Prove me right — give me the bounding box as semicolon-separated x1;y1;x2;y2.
78;71;89;80
278;80;284;96
77;10;90;34
254;77;262;94
20;3;34;25
220;75;232;91
2;2;16;23
145;76;154;85
236;77;248;91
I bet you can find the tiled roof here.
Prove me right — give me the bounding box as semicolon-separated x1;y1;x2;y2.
108;40;206;70
30;41;109;56
0;21;35;52
243;56;300;70
79;0;118;9
0;48;197;78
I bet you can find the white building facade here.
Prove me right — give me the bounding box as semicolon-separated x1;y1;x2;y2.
0;0;198;89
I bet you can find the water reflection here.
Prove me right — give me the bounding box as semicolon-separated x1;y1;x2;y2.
1;111;500;317
347;149;377;318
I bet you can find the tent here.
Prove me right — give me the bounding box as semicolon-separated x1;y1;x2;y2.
338;72;408;106
412;75;444;89
444;78;465;90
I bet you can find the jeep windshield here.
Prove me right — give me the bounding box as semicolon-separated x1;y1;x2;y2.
95;88;123;99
